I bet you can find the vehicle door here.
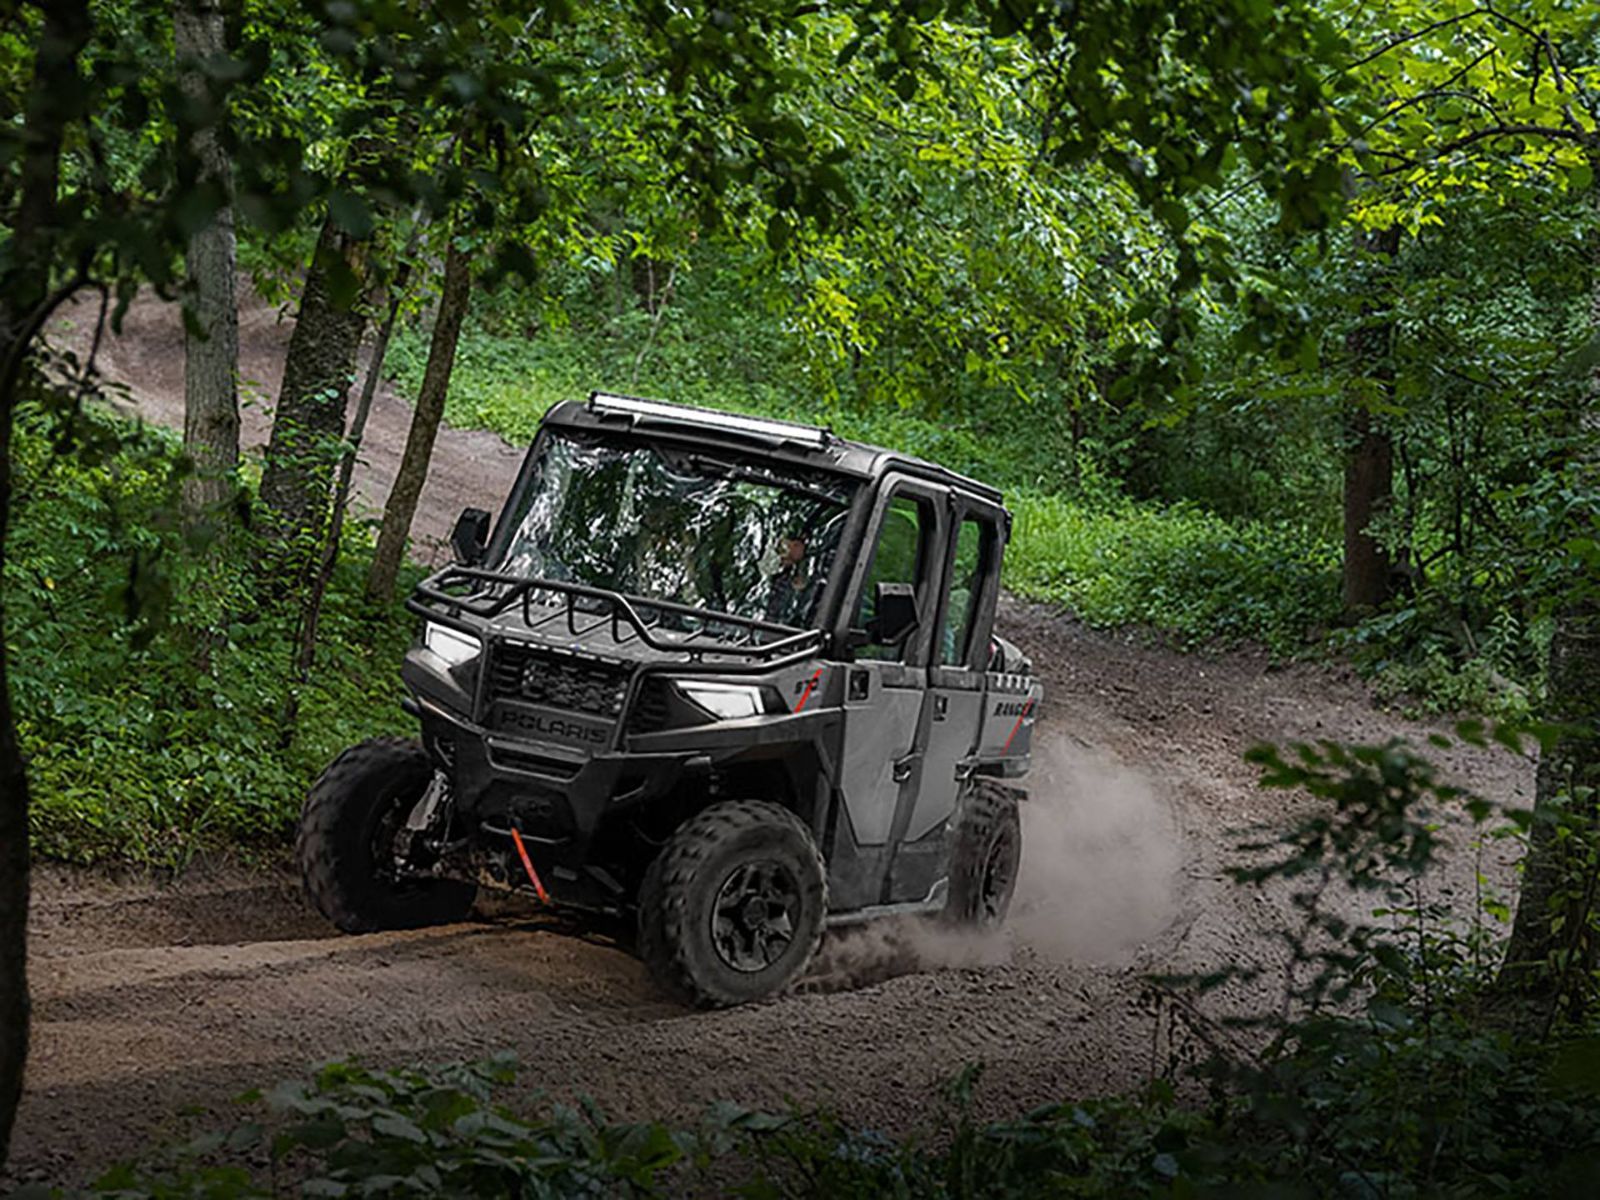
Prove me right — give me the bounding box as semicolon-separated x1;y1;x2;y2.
901;504;1001;844
832;477;945;904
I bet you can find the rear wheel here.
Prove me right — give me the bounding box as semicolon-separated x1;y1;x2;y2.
638;800;827;1008
945;779;1022;927
296;737;476;932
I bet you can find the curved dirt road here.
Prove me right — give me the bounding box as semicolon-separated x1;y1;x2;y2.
9;292;1536;1187
11;601;1532;1186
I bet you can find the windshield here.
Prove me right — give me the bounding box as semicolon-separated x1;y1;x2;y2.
495;431;856;629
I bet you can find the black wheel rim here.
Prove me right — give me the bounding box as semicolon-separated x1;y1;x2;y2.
978;826;1019;923
367;788;421;888
711;859;801;973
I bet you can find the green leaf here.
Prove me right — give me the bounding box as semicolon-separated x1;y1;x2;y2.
373;1113;429;1144
275;1117;348;1153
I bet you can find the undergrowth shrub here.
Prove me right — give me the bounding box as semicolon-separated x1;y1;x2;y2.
1333;601;1550;720
6;403;416;867
1008;494;1340;654
18;1056;698;1199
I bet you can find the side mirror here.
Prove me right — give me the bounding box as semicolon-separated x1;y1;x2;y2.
867;581;918;646
451;507;491;566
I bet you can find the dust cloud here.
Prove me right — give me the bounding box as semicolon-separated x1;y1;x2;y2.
807;909;1009;992
1009;739;1181;964
806;738;1180;991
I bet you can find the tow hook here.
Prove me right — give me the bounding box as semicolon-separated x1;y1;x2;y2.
509;827;552;904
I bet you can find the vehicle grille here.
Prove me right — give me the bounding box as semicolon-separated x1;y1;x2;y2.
488;744;582;780
487;641;629;718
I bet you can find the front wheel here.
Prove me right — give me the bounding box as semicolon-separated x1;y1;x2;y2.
638;800;827;1008
296;737;477;932
945;779;1022;927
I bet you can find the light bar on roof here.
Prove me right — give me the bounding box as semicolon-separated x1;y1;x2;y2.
589;392;829;449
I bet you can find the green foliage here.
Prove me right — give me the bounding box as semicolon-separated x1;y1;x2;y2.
6;403;415;866
1187;727;1600;1194
1009;494;1340;654
9;0;1600;1186
1184;1;1600;712
725;1079;1231;1199
34;1056;695;1199
1335;603;1548;720
29;1058;1247;1199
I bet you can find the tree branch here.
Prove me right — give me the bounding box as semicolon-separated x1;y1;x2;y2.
1435;122;1593;155
0;273;89;412
1345;8;1493;72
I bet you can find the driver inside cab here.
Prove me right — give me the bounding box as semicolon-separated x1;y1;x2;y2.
764;532;815;627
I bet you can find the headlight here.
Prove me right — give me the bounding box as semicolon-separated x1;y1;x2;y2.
676;680;764;720
424;621;481;668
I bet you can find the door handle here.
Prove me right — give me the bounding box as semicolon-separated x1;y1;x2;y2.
934;694;948;720
893;753;918;783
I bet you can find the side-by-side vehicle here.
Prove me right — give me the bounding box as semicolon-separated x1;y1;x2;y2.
297;393;1042;1006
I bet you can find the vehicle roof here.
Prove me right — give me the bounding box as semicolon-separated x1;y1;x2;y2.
542;393;1007;508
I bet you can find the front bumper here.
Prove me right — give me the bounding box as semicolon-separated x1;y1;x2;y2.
408;690;698;891
398;619;833;907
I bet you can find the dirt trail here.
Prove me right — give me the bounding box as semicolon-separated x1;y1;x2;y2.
8;289;1537;1187
51;282;526;562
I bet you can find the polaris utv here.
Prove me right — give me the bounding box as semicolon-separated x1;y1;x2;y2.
297;393;1042;1007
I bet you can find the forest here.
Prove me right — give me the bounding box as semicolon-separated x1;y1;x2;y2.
2;0;1599;1195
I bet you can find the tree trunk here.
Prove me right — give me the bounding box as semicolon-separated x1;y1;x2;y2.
1500;600;1600;1005
259;216;370;570
1499;160;1600;1012
0;1;92;1169
291;274;408;696
630;254;674;315
175;0;240;540
1341;225;1401;615
1342;406;1394;612
366;239;471;600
